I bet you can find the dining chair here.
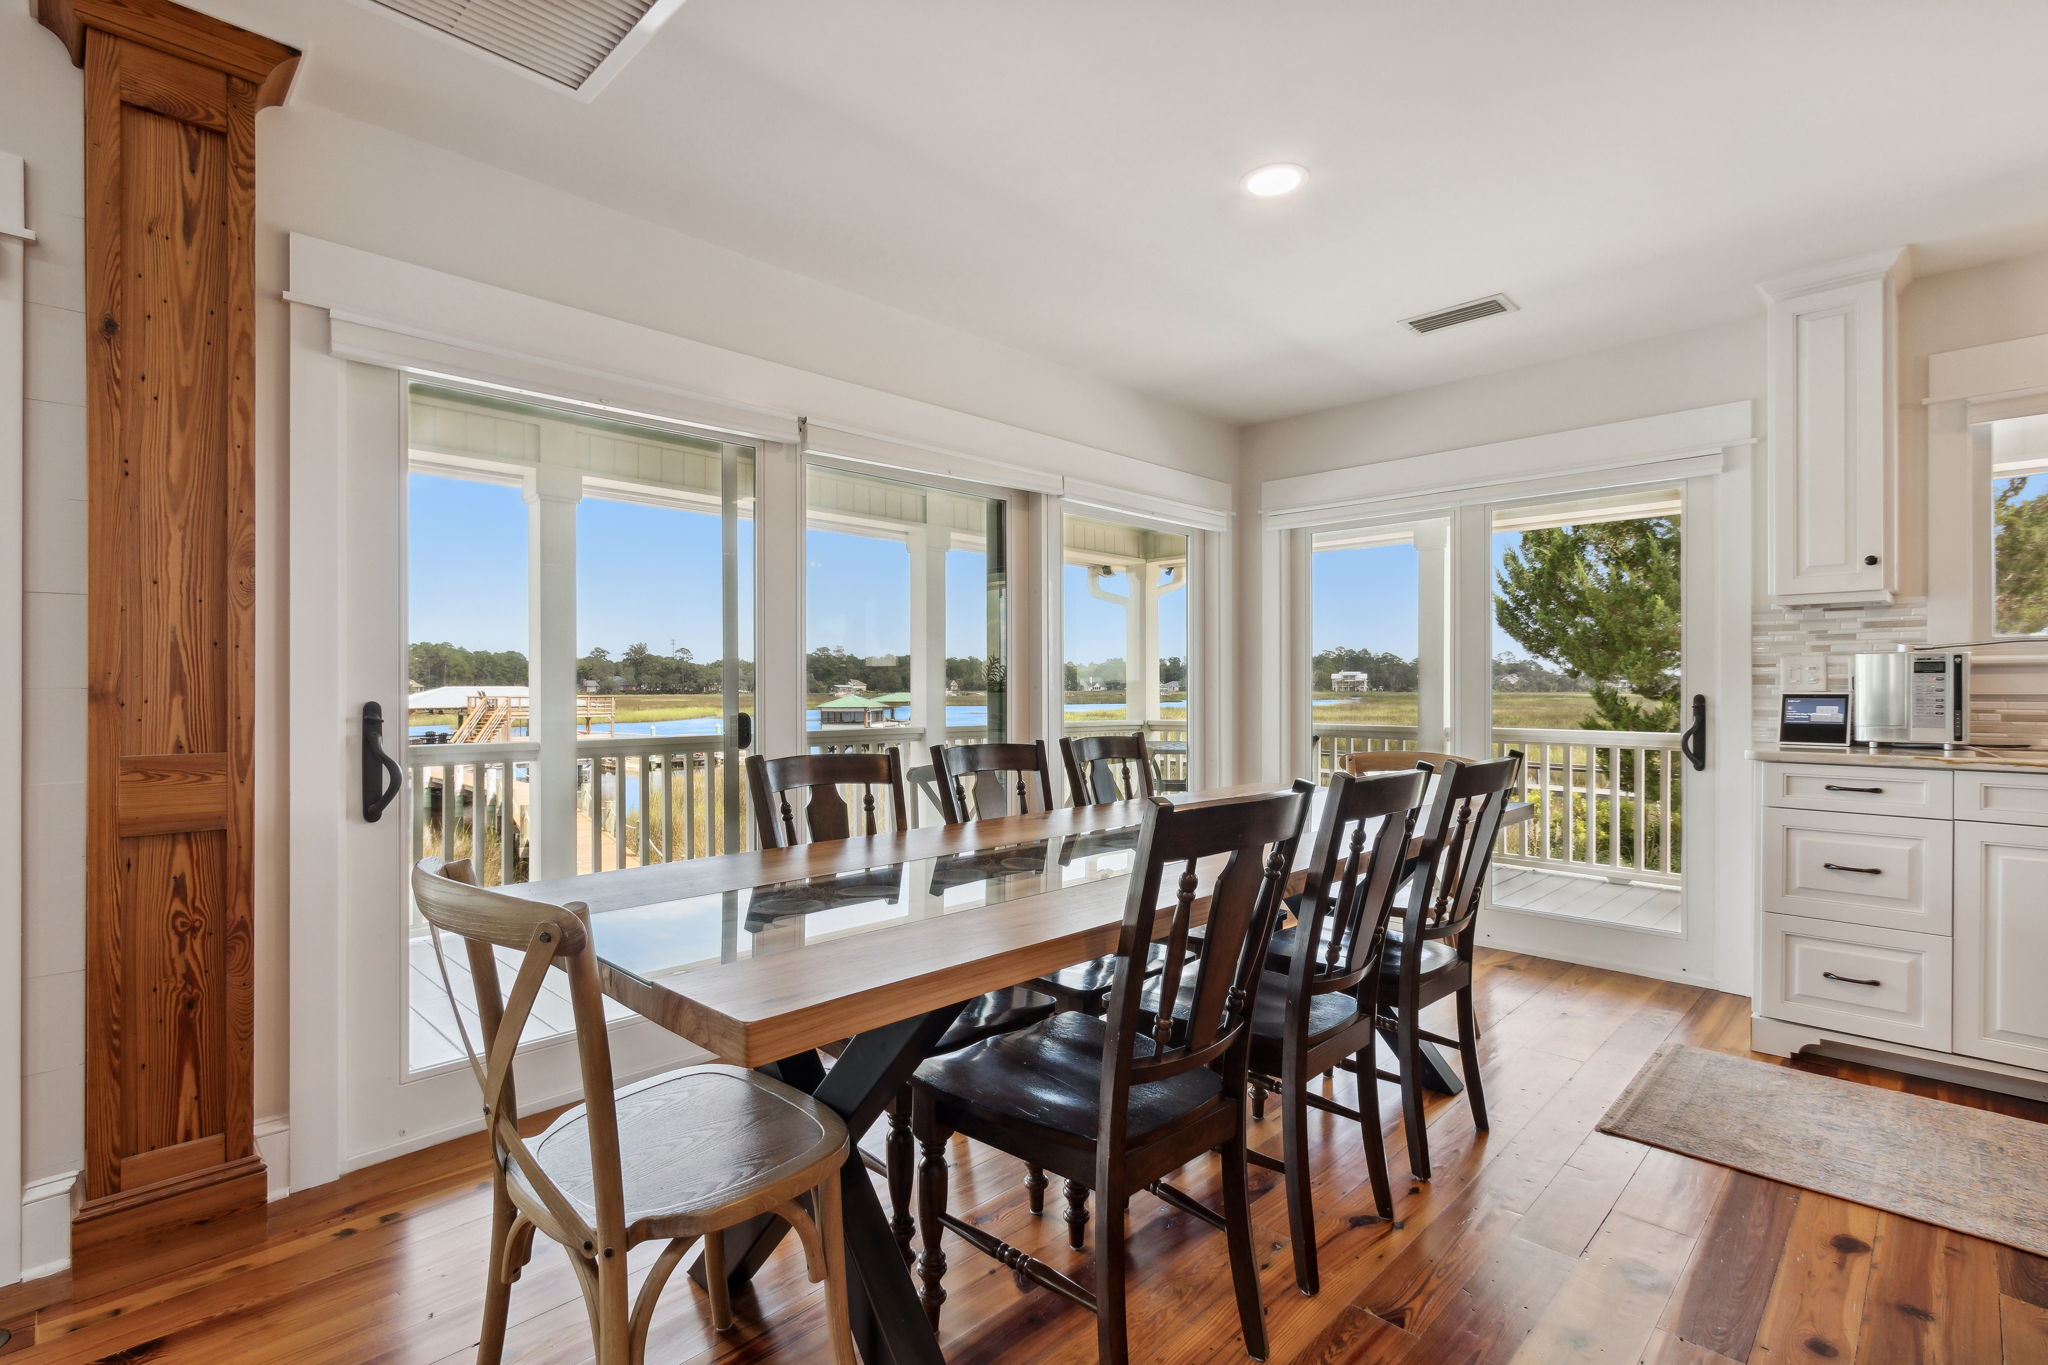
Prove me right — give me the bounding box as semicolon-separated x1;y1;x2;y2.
1208;768;1426;1295
930;739;1058;822
744;747;1056;1265
1061;731;1155;806
908;783;1313;1365
1372;753;1521;1180
747;750;910;847
411;858;856;1365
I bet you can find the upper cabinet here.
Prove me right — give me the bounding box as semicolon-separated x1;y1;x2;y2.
1760;249;1912;604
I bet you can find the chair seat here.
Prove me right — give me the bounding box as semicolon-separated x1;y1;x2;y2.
510;1064;846;1239
1142;970;1362;1047
912;1012;1224;1147
1030;941;1167;1003
936;986;1058;1052
1378;935;1457;979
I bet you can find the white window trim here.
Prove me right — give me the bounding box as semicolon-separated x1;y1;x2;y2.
0;149;28;1287
1926;330;2048;669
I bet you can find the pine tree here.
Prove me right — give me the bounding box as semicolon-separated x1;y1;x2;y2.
1494;518;1681;733
1995;477;2048;635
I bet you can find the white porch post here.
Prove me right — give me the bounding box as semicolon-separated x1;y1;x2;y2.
1415;520;1452;750
908;516;949;744
526;462;582;878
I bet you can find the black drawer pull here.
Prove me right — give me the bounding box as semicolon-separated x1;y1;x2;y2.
1822;862;1883;876
1824;784;1885;794
1823;971;1882;987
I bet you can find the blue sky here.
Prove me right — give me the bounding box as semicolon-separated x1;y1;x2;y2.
1307;534;1539;660
409;472;1162;662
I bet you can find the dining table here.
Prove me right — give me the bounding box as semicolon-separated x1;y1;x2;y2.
503;780;1531;1365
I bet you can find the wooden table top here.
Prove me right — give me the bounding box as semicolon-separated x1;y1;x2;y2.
504;783;1530;1067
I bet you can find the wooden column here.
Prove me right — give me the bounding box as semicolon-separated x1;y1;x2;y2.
35;0;296;1296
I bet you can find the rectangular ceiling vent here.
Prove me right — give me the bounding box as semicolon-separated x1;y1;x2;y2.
1402;293;1518;335
370;0;681;95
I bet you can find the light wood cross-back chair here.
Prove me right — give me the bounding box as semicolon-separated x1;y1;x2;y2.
909;783;1314;1365
930;739;1057;823
1061;731;1155;806
746;749;910;848
1372;753;1521;1179
412;859;856;1365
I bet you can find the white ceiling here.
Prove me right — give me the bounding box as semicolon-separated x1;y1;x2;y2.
193;0;2048;424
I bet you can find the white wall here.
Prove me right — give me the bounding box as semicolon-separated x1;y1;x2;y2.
3;19;1236;1273
1234;318;1766;781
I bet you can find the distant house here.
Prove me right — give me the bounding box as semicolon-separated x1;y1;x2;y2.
1331;669;1371;693
831;680;868;697
817;692;913;726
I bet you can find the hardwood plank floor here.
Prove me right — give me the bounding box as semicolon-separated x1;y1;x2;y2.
9;948;2048;1364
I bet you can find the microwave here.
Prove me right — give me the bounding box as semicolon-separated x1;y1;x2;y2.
1851;650;1969;747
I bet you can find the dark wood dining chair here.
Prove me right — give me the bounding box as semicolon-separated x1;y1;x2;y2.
746;750;909;847
1061;731;1155;805
1220;768;1426;1295
744;747;1056;1266
1374;753;1520;1180
909;783;1314;1365
930;739;1057;823
411;858;856;1365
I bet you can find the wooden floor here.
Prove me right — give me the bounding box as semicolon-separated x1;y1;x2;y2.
10;950;2048;1364
1489;866;1683;934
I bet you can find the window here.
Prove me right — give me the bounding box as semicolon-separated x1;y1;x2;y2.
1985;412;2048;637
1307;525;1426;780
1062;512;1191;788
805;464;1009;814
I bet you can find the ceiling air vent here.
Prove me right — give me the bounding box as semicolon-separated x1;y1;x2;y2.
370;0;684;96
1401;294;1518;335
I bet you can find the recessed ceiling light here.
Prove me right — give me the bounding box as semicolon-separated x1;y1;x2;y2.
1242;164;1307;198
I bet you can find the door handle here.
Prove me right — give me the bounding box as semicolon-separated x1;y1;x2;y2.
1824;784;1885;794
1679;694;1707;772
362;701;405;823
1823;862;1883;876
735;711;754;752
1822;971;1882;987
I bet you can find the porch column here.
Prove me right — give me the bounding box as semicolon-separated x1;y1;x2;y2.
1415;521;1451;750
908;517;950;745
527;464;582;878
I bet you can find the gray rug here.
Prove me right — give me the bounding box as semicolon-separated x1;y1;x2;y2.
1599;1043;2048;1258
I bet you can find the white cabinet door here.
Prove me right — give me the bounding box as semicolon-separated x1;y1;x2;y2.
1954;820;2048;1070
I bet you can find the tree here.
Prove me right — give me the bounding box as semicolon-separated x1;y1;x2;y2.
1494;518;1680;733
1995;476;2048;635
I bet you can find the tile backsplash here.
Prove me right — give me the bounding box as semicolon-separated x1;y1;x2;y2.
1751;596;2048;745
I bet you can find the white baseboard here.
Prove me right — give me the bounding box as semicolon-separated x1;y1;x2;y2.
256;1116;291;1200
20;1171;76;1281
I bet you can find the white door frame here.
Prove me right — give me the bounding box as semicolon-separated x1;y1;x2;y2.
1257;402;1756;991
1;150;31;1286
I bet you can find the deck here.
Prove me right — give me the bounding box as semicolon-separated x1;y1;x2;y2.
1490;863;1682;933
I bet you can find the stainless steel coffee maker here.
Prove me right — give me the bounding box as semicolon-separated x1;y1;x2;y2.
1851;647;1969;748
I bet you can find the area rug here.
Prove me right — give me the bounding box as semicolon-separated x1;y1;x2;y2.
1598;1043;2048;1258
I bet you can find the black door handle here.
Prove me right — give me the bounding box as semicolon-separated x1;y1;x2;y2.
735;711;754;752
1680;694;1707;773
362;701;405;823
1822;971;1882;987
1824;784;1885;794
1823;862;1883;876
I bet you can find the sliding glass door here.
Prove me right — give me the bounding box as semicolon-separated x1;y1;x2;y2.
1303;518;1447;781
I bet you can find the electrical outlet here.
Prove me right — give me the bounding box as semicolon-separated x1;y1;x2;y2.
1780;653;1829;690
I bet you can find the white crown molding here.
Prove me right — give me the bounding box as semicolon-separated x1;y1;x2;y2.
1756;246;1913;301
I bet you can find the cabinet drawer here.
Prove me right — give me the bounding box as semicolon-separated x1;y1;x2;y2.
1956;770;2048;827
1761;808;1953;934
1762;912;1952;1051
1763;763;1953;818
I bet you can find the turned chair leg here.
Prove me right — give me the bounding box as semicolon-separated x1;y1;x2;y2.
1457;986;1489;1133
912;1096;950;1330
1024;1163;1047;1215
886;1094;916;1263
1064;1179;1090;1250
1249;1078;1268;1122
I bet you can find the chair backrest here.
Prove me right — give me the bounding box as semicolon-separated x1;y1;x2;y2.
411;858;624;1256
1343;749;1470;777
1290;769;1429;1008
1061;731;1155;806
931;740;1057;823
1100;783;1313;1132
1401;754;1521;948
747;750;910;847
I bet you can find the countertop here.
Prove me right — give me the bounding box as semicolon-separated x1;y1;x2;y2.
1749;746;2048;774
